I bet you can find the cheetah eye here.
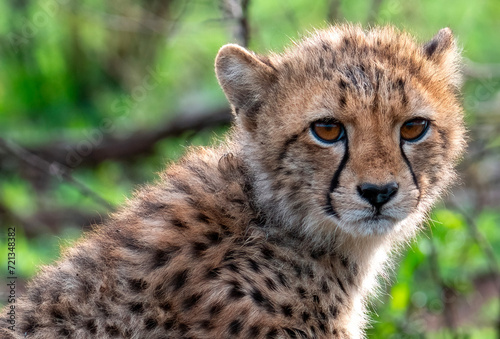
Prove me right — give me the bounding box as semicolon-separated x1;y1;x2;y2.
400;118;429;142
311;120;345;144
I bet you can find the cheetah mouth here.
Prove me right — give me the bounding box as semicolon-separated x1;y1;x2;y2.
362;213;396;223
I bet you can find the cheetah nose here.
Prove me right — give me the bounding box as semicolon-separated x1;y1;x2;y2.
356;182;399;209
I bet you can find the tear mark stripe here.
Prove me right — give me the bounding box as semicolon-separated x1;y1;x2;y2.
325;138;350;218
399;142;420;203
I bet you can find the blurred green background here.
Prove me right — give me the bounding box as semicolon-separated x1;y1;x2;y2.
0;0;499;338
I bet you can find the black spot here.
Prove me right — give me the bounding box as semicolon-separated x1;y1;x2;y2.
277;272;289;288
251;288;275;313
50;308;65;321
225;263;240;273
163;319;174;331
284;328;298;338
96;301;110;317
183;293;202;310
121;237;145;251
129;302;144;314
296;329;308;338
310;326;317;335
311;248;326;260
305;265;315;279
313;294;320;304
249;326;261;337
335;294;344;304
144;318;158;331
228;319;242;335
248;258;261;272
140;201;168;217
340;256;349;268
67;307;77;318
251;288;265;304
171;218;188;229
206;267;221;279
329;305;339;318
223;250;235;262
153;284;165;299
321;280;330;294
339;95;346;108
23;316;39;335
105;325;120;336
265;277;278;291
205;231;222;244
302;311;310;323
343;37;350;47
228;281;245;299
251;215;268;228
397;78;408;106
209;303;224;316
28;287;43;306
172;269;189;291
159;301;171;312
336;277;348;295
200;319;212;329
178;323;188;334
192;242;209;257
262;246;275;260
86;319;97;334
297;286;307;298
197;212;210;223
219;223;233;235
292;263;302;277
170;179;192;195
339;79;347;90
281;304;293;318
267;328;278;339
319;321;327;333
152;246;180;270
319;311;327;320
129;278;149;292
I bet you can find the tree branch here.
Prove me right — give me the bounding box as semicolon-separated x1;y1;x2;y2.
220;0;251;47
29;107;232;168
327;0;342;24
464;58;500;79
0;138;114;209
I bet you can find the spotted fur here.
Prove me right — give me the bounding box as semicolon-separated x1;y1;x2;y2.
1;24;465;339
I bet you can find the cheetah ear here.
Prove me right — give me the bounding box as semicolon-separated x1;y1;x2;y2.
215;44;276;121
423;28;462;87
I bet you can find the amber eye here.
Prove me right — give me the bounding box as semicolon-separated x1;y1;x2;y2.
400;118;429;142
311;120;345;144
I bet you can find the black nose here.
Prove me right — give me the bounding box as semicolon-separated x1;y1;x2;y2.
357;182;399;209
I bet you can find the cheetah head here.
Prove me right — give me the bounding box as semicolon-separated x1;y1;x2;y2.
215;25;465;243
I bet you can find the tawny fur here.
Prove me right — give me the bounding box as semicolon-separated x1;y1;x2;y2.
1;24;465;339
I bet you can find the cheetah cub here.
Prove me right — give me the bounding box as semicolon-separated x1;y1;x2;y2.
2;25;465;339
